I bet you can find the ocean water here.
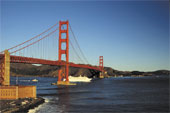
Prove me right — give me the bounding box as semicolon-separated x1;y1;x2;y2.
11;75;169;113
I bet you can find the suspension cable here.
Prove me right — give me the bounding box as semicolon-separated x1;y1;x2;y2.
69;23;89;64
70;39;84;63
0;22;58;53
10;28;58;54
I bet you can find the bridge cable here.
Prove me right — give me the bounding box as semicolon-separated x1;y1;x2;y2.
0;22;58;53
69;23;89;64
69;39;84;63
10;28;58;54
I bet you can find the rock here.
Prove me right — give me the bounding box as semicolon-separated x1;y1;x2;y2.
22;101;27;105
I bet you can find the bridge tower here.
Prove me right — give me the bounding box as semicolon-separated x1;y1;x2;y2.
0;50;10;85
99;56;103;70
99;56;104;78
57;21;74;85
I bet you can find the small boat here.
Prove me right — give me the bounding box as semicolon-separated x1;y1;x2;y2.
32;79;38;82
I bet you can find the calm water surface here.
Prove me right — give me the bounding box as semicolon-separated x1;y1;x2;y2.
11;76;169;113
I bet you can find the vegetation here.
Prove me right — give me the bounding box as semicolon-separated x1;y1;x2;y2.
10;63;169;77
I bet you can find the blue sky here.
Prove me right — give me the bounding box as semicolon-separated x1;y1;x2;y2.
0;0;169;71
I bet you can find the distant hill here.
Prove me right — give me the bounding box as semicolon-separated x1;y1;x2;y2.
10;63;169;77
10;63;94;78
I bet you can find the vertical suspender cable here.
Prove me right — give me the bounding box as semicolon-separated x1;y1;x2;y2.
69;23;89;64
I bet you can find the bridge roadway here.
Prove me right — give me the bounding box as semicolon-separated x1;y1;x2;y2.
0;54;101;71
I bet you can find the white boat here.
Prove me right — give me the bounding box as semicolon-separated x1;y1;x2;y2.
32;79;38;82
68;75;92;82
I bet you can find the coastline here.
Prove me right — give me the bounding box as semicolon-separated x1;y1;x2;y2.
0;97;44;113
10;63;170;78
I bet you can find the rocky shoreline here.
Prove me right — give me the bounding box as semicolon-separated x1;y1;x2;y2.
0;97;44;113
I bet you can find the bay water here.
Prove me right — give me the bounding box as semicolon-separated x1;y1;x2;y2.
11;75;169;113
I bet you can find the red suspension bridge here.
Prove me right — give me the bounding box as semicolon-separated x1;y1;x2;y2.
0;20;104;86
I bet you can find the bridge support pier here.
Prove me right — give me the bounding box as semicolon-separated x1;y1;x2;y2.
56;66;76;85
99;72;104;79
57;81;76;85
0;50;10;85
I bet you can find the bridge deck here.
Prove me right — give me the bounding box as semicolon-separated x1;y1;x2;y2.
0;54;101;71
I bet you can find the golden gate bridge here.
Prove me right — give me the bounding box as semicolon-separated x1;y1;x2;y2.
0;20;105;86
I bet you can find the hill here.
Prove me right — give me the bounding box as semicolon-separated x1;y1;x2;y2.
10;63;169;77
